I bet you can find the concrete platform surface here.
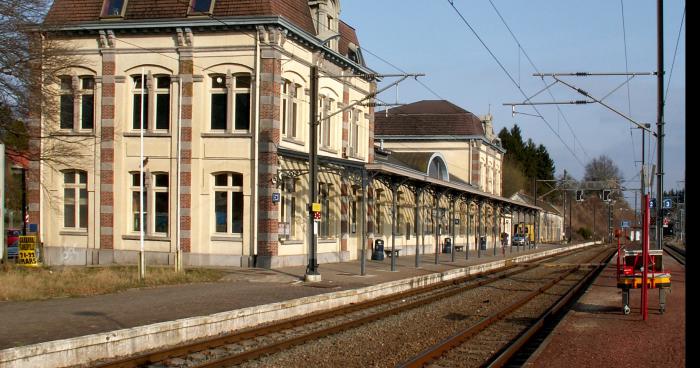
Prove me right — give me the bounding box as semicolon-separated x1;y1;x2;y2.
0;244;554;350
526;248;686;367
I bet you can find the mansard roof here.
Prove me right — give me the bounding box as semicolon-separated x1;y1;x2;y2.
374;100;485;138
43;0;364;67
44;0;317;35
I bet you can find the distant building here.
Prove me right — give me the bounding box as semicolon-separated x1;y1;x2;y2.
510;191;564;243
34;0;376;267
32;1;541;268
374;100;504;196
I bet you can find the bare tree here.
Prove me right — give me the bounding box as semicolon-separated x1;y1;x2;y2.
1;0;94;169
583;155;623;184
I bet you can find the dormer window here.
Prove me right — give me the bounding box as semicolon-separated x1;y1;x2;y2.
101;0;126;17
189;0;214;14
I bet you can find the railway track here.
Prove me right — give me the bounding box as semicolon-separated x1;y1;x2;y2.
95;245;610;368
399;246;614;367
663;243;685;266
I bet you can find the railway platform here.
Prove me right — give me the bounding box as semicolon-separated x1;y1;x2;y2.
0;240;684;367
0;243;557;351
525;245;686;367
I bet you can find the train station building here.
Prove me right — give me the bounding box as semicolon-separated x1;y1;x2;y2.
31;0;545;268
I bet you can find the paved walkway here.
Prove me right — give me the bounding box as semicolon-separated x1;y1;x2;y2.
526;247;686;367
1;241;686;367
0;244;551;350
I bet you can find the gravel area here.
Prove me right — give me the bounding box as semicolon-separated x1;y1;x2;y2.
228;246;610;368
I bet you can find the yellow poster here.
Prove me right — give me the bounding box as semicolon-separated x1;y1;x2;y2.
18;236;39;267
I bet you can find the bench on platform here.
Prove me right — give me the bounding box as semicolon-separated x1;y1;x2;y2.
384;248;401;258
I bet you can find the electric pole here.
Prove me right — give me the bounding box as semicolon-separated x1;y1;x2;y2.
305;65;320;282
655;0;665;251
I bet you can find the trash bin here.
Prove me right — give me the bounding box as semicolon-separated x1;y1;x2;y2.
371;239;385;261
479;236;487;250
443;237;452;253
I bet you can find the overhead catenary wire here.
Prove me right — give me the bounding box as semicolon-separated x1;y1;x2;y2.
447;0;586;169
664;5;685;103
487;0;591;162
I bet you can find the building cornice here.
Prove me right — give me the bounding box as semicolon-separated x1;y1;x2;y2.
38;16;377;78
375;135;506;153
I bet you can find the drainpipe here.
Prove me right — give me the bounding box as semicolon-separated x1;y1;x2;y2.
176;70;182;271
251;28;261;267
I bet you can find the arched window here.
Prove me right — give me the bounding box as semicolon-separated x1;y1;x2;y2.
213;172;244;234
428;155;449;181
63;170;88;229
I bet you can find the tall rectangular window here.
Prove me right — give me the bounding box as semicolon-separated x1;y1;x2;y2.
282;81;300;139
352;109;360;154
132;76;148;130
320;97;333;148
155;76;170;130
280;178;297;239
396;192;404;235
131;173;147;232
213;172;244;235
131;74;171;132
350;187;358;234
375;189;384;235
209;74;251;132
234;92;250;130
59;76;73;129
64;171;87;229
319;182;332;237
154;174;169;233
59;75;95;131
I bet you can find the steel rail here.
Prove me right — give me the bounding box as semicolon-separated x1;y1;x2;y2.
187;247;594;368
397;246;613;368
191;265;542;368
486;248;616;367
96;246;591;368
663;243;685;266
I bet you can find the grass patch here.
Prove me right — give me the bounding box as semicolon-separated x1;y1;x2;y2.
0;263;226;302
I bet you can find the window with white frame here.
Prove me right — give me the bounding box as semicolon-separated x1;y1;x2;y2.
129;172;169;234
131;172;147;233
280;178;298;240
153;173;169;233
209;73;251;132
319;96;334;148
59;75;94;131
350;110;363;156
101;0;126;17
375;189;384;235
350;187;358;234
396;191;404;235
131;74;171;132
281;80;301;139
63;170;88;229
213;172;244;235
319;182;333;237
348;108;360;156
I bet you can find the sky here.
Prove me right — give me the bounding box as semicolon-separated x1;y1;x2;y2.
340;0;685;204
